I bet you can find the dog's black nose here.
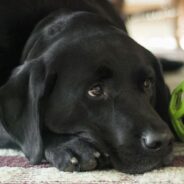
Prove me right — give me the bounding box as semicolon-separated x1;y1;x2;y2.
142;131;173;151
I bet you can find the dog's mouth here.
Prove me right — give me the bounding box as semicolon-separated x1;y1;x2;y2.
136;153;174;174
162;153;174;166
112;156;173;174
107;148;174;174
121;161;162;174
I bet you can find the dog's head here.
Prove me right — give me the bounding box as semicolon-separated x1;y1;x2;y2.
0;11;173;173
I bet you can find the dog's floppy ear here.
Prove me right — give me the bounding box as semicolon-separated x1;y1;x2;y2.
152;58;171;124
0;60;49;163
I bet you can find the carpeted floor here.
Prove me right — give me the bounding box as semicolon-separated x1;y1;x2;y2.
0;143;183;184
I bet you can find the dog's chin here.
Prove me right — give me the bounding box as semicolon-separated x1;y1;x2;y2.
111;153;174;174
118;162;163;174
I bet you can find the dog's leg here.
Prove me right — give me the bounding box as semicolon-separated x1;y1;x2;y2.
44;131;111;172
0;123;19;149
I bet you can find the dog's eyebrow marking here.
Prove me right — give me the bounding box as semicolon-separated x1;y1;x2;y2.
138;67;155;79
96;66;113;79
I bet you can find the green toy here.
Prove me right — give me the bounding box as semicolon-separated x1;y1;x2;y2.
169;81;184;142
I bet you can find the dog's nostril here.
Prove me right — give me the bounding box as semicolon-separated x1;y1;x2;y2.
143;137;162;151
142;131;173;151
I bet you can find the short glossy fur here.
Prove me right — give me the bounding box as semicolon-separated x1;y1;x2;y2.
0;0;173;174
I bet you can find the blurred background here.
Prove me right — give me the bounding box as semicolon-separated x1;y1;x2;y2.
110;0;184;90
111;0;184;59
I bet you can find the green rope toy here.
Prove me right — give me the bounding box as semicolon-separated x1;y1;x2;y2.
169;81;184;142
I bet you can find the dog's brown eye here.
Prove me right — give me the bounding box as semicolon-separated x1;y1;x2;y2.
88;84;103;97
143;79;152;89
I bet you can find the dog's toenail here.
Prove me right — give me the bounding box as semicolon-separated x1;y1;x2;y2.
105;153;110;157
94;152;101;158
70;157;78;165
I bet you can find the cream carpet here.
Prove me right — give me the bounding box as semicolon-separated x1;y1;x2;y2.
0;143;183;184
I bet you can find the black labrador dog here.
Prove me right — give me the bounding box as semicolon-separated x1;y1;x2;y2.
0;0;174;174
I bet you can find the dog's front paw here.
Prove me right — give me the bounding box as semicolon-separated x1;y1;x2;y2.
44;137;110;172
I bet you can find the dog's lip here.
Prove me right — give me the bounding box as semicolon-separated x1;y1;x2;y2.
116;161;162;174
110;148;174;174
163;153;174;166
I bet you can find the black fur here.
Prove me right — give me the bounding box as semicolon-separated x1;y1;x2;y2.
0;0;174;174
